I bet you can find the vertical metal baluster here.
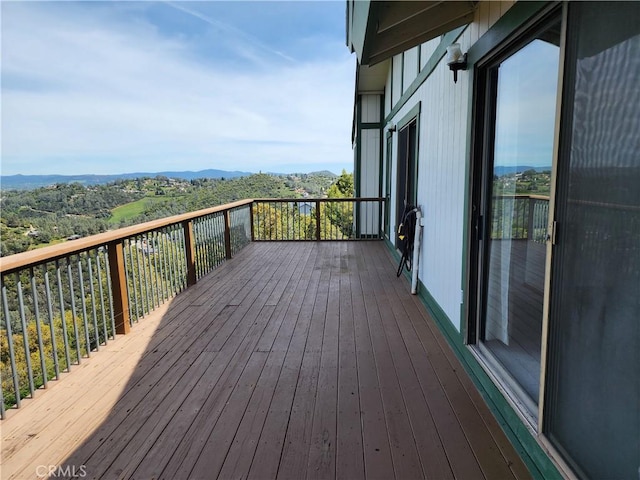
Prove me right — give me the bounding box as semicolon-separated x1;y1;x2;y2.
167;227;177;296
95;253;109;344
77;258;91;356
55;260;71;370
127;239;140;322
16;274;35;397
67;259;82;363
193;222;200;280
30;268;48;388
151;232;160;307
147;234;157;309
43;268;60;379
87;257;101;348
202;217;209;275
159;230;168;301
103;249;117;337
0;371;5;419
136;236;149;316
2;282;22;408
122;240;134;324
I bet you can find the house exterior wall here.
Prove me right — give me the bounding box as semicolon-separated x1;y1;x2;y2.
381;1;515;330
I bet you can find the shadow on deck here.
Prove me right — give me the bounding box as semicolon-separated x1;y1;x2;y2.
1;242;530;480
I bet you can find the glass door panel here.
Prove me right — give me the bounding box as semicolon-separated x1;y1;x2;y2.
479;17;560;419
545;3;640;477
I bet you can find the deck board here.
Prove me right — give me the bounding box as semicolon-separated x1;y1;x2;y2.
1;241;532;480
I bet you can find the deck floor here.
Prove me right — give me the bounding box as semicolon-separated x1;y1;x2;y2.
1;242;531;480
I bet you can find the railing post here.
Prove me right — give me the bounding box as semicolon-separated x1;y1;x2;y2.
182;220;197;287
315;200;321;241
223;210;233;260
107;241;130;335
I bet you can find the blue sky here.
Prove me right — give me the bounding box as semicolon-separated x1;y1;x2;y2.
1;1;355;176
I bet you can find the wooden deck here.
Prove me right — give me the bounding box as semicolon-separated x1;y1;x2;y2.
1;242;531;480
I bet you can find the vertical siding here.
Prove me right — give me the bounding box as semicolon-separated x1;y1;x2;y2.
392;55;403;108
361;95;381;123
420;38;440;71
360;129;380;197
360;129;381;234
385;69;392;116
382;1;507;329
403;47;419;92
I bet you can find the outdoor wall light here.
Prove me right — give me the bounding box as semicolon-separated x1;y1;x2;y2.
386;122;396;133
446;43;467;83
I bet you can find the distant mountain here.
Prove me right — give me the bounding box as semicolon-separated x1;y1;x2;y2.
0;169;252;190
493;165;551;177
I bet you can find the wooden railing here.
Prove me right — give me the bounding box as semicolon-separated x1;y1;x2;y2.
0;197;383;416
0;199;252;416
491;195;549;243
253;197;385;241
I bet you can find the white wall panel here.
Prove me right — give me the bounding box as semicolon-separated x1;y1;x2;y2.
392;55;403;108
361;95;381;123
420;38;440;71
375;0;507;330
360;129;381;234
403;47;419;92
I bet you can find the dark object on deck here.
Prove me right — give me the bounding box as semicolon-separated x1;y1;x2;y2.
397;205;418;277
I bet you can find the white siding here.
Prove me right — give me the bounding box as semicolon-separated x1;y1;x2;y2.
361;95;381;123
392;55;403;108
384;68;392;116
360;129;381;235
403;47;419;93
420;38;440;71
381;0;511;330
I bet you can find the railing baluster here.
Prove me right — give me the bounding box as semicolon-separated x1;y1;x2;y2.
30;268;48;388
77;258;92;356
16;274;35;397
67;259;82;362
2;282;22;408
95;252;110;342
55;260;71;371
88;257;101;349
43;268;60;379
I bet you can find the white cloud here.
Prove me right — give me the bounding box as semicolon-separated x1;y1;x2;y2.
1;2;355;175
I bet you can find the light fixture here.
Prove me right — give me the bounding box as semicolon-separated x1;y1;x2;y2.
386;122;396;133
446;43;467;83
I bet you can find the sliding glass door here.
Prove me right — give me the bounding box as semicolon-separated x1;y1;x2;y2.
544;3;640;478
472;10;561;421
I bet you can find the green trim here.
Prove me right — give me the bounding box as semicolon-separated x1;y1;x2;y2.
390;56;394;108
385;25;466;125
360;122;381;129
417;44;422;73
467;1;551;66
396;102;421;131
383;242;562;480
400;52;405;94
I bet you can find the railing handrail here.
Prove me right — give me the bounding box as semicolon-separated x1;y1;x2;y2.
254;197;385;202
492;194;550;201
0;199;254;275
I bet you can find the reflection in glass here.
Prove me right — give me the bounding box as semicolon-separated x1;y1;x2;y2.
481;22;560;417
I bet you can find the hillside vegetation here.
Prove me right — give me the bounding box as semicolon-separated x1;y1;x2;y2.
0;171;341;257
